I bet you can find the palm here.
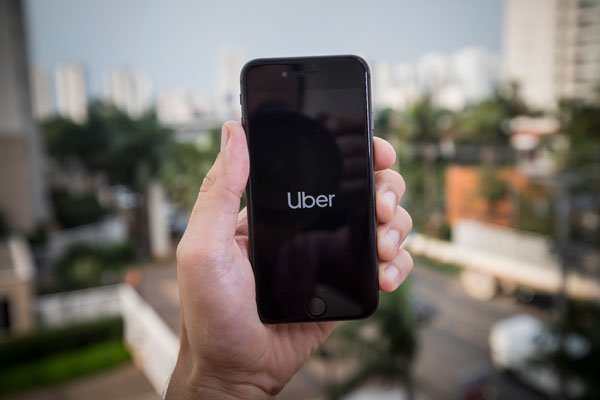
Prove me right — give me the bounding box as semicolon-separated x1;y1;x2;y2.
199;210;336;386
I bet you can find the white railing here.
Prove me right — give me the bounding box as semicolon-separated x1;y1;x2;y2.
406;232;600;300
119;285;179;397
37;285;122;328
47;216;127;262
37;284;180;397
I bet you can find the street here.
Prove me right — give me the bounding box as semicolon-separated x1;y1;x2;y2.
136;261;551;400
412;263;548;400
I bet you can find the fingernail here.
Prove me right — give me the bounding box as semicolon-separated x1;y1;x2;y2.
385;264;400;286
383;191;396;212
220;124;231;151
386;229;400;249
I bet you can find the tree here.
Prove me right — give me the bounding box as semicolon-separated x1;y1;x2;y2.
541;93;600;399
161;128;221;211
43;102;171;190
41;102;172;255
322;284;418;399
454;82;528;148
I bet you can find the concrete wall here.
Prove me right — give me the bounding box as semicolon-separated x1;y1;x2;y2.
0;237;35;335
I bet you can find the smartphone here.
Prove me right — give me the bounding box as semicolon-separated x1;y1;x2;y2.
240;55;378;323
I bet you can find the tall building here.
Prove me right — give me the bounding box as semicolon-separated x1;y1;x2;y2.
503;0;600;108
55;63;88;123
215;46;245;119
372;47;500;111
105;68;153;118
156;89;194;126
30;65;53;120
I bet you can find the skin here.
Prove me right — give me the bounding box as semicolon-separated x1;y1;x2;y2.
166;121;413;399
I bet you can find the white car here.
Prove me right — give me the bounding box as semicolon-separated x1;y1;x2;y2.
489;314;589;398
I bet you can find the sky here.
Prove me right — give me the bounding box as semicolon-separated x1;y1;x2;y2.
25;0;503;97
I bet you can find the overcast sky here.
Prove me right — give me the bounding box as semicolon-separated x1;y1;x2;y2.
25;0;503;97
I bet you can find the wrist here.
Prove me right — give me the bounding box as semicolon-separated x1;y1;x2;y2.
166;357;275;400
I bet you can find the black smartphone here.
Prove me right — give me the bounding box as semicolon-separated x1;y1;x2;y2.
240;55;378;323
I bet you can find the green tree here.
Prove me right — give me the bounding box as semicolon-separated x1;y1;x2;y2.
323;284;418;399
42;102;172;255
161;128;221;211
557;98;600;171
454;82;528;148
43;102;170;191
403;94;451;144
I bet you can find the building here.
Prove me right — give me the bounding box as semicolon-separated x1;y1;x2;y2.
215;46;245;119
0;0;48;234
156;89;195;126
30;64;53;120
55;63;88;123
0;0;45;335
372;47;500;111
105;68;153;118
503;0;600;108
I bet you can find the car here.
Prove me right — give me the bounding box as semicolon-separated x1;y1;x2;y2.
489;314;589;398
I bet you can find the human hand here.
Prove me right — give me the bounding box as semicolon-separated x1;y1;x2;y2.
166;121;413;399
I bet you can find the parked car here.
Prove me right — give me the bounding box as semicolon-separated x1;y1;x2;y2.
489;314;589;398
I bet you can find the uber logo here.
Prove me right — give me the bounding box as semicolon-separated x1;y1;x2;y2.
287;192;335;209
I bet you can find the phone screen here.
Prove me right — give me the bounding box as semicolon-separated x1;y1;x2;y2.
242;56;378;322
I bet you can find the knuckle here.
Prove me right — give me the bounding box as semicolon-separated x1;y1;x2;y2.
397;173;406;195
376;169;406;196
396;206;413;232
199;169;217;194
399;248;414;272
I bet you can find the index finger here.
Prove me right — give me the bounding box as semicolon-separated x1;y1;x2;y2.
374;137;396;171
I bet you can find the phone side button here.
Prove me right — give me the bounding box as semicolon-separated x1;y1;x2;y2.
306;296;327;317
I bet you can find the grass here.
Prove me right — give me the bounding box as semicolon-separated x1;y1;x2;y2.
414;255;462;276
0;340;131;398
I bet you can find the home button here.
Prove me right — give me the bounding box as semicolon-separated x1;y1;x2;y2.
306;296;327;317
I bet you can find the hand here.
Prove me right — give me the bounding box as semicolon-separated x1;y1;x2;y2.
166;121;413;399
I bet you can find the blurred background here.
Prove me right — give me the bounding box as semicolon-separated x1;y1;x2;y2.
1;0;599;399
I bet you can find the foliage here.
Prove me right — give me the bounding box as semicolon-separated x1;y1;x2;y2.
542;94;600;399
26;224;49;246
414;256;461;276
0;340;130;397
323;283;417;399
537;301;600;400
42;102;171;191
557;99;600;171
478;167;508;206
0;317;123;368
454;82;528;146
51;240;137;292
161;128;221;211
515;184;554;235
402;94;452;144
0;211;8;239
50;188;109;228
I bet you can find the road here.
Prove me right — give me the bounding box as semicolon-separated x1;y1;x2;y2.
412;263;548;400
137;260;550;399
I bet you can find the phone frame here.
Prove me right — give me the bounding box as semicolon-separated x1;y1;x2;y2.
240;55;378;323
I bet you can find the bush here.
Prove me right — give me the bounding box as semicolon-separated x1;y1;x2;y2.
0;340;130;397
52;240;137;291
0;317;123;369
51;188;109;229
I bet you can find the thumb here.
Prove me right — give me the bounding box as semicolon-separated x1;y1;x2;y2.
185;121;249;259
